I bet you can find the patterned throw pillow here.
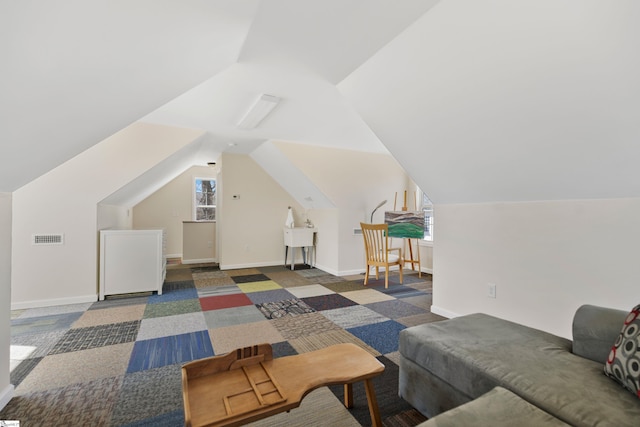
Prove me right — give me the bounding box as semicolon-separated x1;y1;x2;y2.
604;304;640;399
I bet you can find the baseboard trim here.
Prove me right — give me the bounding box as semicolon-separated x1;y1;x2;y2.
430;305;459;319
314;265;428;279
0;383;15;411
313;264;342;276
11;294;97;310
182;258;216;265
220;261;283;270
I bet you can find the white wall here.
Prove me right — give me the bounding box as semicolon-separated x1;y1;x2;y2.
97;204;132;230
0;193;14;410
133;165;217;258
218;153;305;269
433;198;640;338
274;141;416;274
308;208;340;274
183;222;216;263
11;123;202;309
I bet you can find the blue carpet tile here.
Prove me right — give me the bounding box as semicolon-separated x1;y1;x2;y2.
347;320;407;354
127;330;214;373
147;288;198;304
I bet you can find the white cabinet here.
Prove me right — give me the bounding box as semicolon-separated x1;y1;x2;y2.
99;229;166;300
283;227;317;270
283;227;316;247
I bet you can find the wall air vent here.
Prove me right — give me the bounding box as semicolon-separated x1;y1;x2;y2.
353;228;363;235
32;234;64;245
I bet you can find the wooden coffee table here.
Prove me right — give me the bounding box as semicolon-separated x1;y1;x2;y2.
181;343;385;427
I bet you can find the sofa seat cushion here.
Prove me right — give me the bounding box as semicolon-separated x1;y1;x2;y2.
417;386;570;427
400;313;640;427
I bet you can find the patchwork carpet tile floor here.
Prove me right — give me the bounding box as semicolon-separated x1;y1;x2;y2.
3;263;444;426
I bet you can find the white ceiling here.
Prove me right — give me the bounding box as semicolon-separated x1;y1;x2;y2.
3;0;639;206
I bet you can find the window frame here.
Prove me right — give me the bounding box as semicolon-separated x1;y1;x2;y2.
193;177;216;221
421;191;433;242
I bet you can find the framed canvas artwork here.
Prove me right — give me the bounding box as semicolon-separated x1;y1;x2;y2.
384;211;425;239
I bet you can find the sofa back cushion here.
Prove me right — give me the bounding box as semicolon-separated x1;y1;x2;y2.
572;304;628;363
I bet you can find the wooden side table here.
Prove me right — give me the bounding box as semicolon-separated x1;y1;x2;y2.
182;343;385;427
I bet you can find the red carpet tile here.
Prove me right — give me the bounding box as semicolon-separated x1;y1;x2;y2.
199;293;253;311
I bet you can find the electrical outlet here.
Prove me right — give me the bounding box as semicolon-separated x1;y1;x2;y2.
487;283;497;298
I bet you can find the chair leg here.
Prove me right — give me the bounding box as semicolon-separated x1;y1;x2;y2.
375;267;379;280
399;264;403;284
364;265;369;285
384;269;389;289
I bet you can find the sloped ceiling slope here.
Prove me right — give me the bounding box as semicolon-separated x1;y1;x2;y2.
339;0;640;204
0;0;258;192
142;0;440;153
238;0;439;84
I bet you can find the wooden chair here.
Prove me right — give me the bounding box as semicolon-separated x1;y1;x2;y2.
360;222;403;288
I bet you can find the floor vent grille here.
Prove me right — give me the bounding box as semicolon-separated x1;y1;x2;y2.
32;234;64;245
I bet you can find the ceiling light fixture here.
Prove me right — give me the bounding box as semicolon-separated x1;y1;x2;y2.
237;94;281;129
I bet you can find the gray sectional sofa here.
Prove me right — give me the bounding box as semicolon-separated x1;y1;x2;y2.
398;305;640;426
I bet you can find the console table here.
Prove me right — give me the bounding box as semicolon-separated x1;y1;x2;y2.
283;227;317;270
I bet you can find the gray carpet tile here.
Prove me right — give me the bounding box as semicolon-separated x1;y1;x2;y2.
88;295;150;310
196;284;241;298
322;280;370;293
48;320;141;354
203;305;267;328
142;298;202;319
244;288;296;304
110;364;183;426
161;279;195;292
1;375;124;426
256;298;316;319
11;312;84;336
9;329;67;358
321;305;389;329
365;299;428;319
270;312;342;340
15;303;93;319
9;357;42;388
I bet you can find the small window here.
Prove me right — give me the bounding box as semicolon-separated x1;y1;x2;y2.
422;192;433;241
194;178;216;221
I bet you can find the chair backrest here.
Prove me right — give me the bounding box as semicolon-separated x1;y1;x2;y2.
360;222;390;263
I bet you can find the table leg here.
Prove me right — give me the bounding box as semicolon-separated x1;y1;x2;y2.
344;383;354;408
364;378;382;427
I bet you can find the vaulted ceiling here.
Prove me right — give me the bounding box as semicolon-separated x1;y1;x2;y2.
3;0;639;205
